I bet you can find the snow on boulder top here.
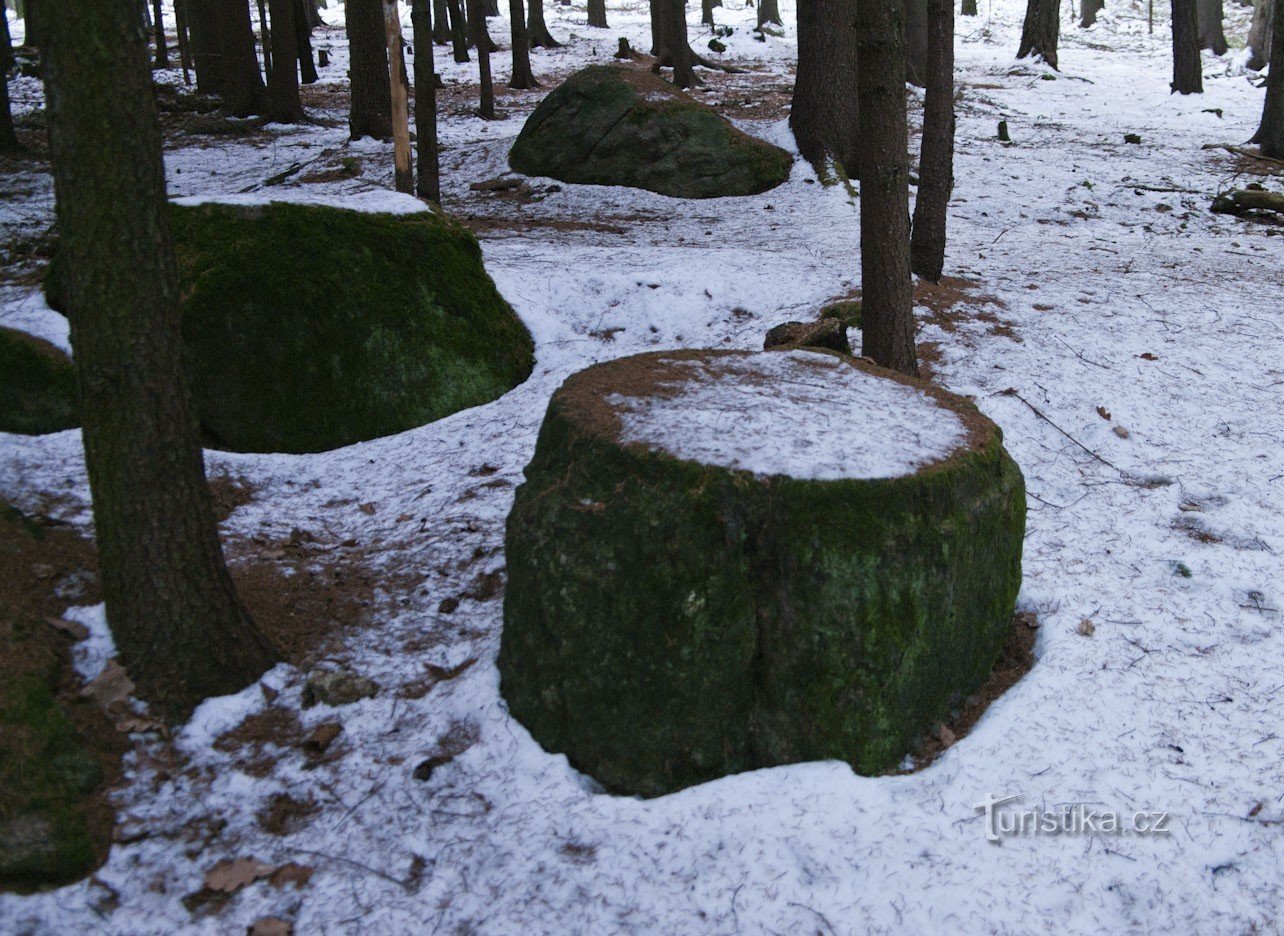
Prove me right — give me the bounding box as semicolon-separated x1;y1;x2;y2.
171;189;433;215
595;349;975;481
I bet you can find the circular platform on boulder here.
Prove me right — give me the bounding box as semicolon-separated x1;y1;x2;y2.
499;349;1026;797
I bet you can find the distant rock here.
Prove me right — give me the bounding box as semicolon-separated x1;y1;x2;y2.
509;65;792;199
763;318;851;354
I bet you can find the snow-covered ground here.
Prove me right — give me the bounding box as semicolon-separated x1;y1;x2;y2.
2;0;1283;931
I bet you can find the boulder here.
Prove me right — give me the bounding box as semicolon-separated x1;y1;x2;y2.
508;65;792;199
48;201;535;454
0;327;77;436
500;349;1025;796
763;318;851;354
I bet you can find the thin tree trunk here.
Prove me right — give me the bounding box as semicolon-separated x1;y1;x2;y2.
1171;0;1203;92
383;0;413;192
447;0;469;59
152;0;170;66
791;0;860;178
266;0;306;120
758;0;783;25
257;0;272;76
1016;0;1060;68
1252;0;1284;152
528;0;561;46
1079;0;1103;26
1247;0;1273;69
175;0;194;83
509;0;537;87
468;0;495;116
347;0;393;138
41;0;277;723
294;0;319;82
0;10;19;152
910;0;954;281
1196;0;1228;53
857;0;918;376
219;0;267;115
433;0;451;40
411;0;441;201
588;0;607;27
703;0;715;25
903;0;928;85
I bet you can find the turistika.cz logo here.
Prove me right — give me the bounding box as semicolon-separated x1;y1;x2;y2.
974;793;1173;842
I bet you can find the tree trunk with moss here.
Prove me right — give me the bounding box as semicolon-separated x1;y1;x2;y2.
0;10;19;152
857;0;917;376
266;0;306;121
1016;0;1059;68
218;0;266;115
1171;0;1203;92
528;0;560;46
791;0;860;178
411;0;441;200
347;0;393;137
41;0;277;723
588;0;607;26
509;0;537;87
1253;0;1284;153
910;0;953;281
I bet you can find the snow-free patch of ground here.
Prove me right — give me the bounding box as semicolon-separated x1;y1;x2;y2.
2;0;1283;932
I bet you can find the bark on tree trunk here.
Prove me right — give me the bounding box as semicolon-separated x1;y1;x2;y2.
758;0;783;25
347;0;394;138
588;0;608;26
448;0;470;59
857;0;918;376
433;0;451;41
152;0;170;67
266;0;306;120
0;10;19;152
509;0;537;87
295;0;320;82
528;0;561;46
411;0;441;201
1247;0;1273;68
384;0;413;192
1016;0;1060;68
1079;0;1103;26
218;0;267;115
1171;0;1203;92
903;0;928;86
790;0;860;178
41;0;277;723
1252;0;1284;152
469;0;495;116
910;0;953;281
1196;0;1228;53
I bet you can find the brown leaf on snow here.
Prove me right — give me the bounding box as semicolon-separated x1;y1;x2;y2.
81;660;135;711
1112;425;1130;439
268;863;314;889
936;724;957;748
1096;406;1111;421
358;502;378;515
1077;618;1096;637
1139;352;1159;361
204;857;275;893
249;919;294;936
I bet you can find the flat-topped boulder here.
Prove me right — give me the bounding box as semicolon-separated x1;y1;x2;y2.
499;349;1026;796
508;65;792;199
0;327;77;436
47;199;534;454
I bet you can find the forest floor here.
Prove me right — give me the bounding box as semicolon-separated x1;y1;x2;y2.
2;0;1284;932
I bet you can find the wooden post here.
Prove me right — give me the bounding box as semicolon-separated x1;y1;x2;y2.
384;0;414;193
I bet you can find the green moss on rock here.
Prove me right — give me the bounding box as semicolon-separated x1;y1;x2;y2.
0;327;78;436
509;65;792;199
499;350;1025;796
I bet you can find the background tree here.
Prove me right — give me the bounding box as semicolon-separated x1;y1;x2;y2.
1080;0;1103;27
295;0;320;83
910;0;954;281
509;0;537;87
1171;0;1203;92
1017;0;1060;68
962;0;978;14
588;0;607;27
189;0;223;92
1247;0;1273;70
790;0;860;177
528;0;561;46
448;0;469;60
384;0;413;192
903;0;928;85
432;0;451;42
151;0;169;67
266;0;307;121
1;8;19;152
219;0;267;115
1251;0;1283;153
41;0;277;721
651;0;694;87
758;0;783;26
1196;0;1228;53
469;0;495;116
347;0;393;138
411;0;441;200
857;0;918;375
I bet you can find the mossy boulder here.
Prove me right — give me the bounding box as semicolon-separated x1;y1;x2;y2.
508;65;792;199
48;201;534;454
499;349;1025;797
0;327;78;436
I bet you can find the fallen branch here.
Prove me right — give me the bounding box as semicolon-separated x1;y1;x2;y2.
1210;188;1284;217
1202;143;1284;169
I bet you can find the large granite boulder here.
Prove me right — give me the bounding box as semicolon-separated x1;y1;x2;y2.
0;327;77;436
509;65;792;199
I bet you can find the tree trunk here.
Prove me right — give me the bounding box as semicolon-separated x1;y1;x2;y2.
257;0;272;77
411;0;441;201
910;0;953;281
347;0;393;138
651;0;694;87
1016;0;1060;69
469;0;495;116
903;0;928;85
1247;0;1273;68
961;0;977;15
152;0;170;66
295;0;320;82
486;0;499;14
528;0;561;46
1196;0;1228;53
1252;0;1284;153
758;0;783;25
41;0;277;723
218;0;267;115
1079;0;1103;26
189;0;223;92
790;0;860;177
175;0;194;83
703;0;715;25
1171;0;1203;92
0;9;19;152
509;0;537;86
266;0;306;120
384;0;413;192
433;0;451;41
857;0;918;376
447;0;469;59
588;0;608;27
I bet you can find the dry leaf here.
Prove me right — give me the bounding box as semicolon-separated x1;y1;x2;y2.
204;857;275;894
1112;426;1130;439
47;616;90;641
358;502;378;515
114;714;167;736
1248;802;1264;818
268;863;314;889
81;660;135;711
249;918;294;936
1096;406;1111;421
1139;352;1158;361
1077;619;1096;637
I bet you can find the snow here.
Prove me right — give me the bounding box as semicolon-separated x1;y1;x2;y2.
2;0;1284;932
172;189;434;215
606;350;968;479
